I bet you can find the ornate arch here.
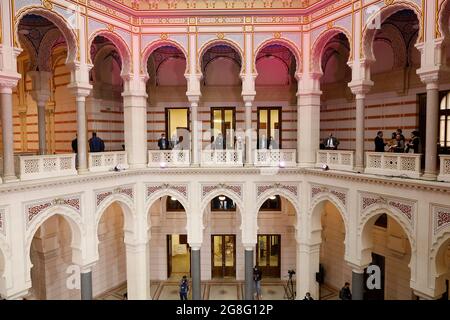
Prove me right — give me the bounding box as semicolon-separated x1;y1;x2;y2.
141;39;188;76
197;38;244;75
15;6;78;65
0;236;12;295
361;2;422;61
200;187;244;217
373;23;407;69
309;195;349;259
145;188;189;217
95;194;134;233
357;204;415;271
311;27;352;74
25;205;84;283
429;234;450;295
254;37;302;74
37;28;63;72
88;30;132;76
438;0;450;38
18;33;38;71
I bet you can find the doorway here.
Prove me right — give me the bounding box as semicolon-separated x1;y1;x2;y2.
363;253;385;300
167;234;191;279
211;107;236;149
256;235;281;278
211;235;236;278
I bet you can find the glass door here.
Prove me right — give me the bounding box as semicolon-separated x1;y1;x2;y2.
211;235;236;278
257;107;281;149
211;108;236;149
256;235;281;278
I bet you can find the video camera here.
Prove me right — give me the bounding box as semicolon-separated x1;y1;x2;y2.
288;269;295;278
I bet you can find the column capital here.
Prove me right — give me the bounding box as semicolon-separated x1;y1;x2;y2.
347;261;368;274
189;243;202;250
0;72;21;93
243;243;256;251
187;94;201;105
67;83;92;99
348;80;373;98
242;94;255;106
417;68;442;90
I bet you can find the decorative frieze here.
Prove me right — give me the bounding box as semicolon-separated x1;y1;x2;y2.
95;185;134;208
311;184;347;207
256;182;298;198
201;183;243;201
360;193;415;226
433;205;450;236
146;183;188;203
25;195;81;228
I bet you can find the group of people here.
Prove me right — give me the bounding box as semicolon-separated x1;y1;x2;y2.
71;132;106;153
157;133;186;151
374;129;420;153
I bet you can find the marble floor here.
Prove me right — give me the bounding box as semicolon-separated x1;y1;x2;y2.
96;280;338;300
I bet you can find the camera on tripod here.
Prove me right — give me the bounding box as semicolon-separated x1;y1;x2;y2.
288;269;295;279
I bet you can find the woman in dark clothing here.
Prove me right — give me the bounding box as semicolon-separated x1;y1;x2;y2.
405;131;420;153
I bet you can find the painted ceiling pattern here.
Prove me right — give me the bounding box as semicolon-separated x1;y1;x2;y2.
102;0;325;11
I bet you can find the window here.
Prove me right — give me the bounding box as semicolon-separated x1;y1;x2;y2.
166;108;189;147
257;107;281;149
211;107;236;149
259;195;282;211
211;195;236;211
439;92;450;154
374;213;388;228
166;196;184;211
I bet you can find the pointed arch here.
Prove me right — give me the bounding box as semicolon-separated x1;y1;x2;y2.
311;28;352;74
88;30;132;76
254;37;302;74
15;7;78;65
141;39;188;76
145;189;189;216
197;39;244;75
25;205;84;283
438;0;450;39
95;194;134;234
361;3;422;61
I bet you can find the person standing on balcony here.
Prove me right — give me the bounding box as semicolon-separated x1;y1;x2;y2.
158;133;170;150
89;132;105;153
374;131;387;152
268;136;278;150
405;131;421;154
72;135;78;153
323;133;339;150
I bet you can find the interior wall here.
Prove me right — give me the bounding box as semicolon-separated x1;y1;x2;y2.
29;215;79;300
92;202;126;297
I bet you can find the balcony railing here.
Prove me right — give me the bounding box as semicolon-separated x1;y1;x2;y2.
201;150;243;167
254;149;297;167
316;150;355;171
88;151;129;172
17;154;77;181
148;150;190;167
365;152;422;178
438;155;450;182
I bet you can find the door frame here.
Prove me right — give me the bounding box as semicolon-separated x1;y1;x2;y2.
256;107;282;149
210;107;236;149
256;234;281;278
167;234;191;279
211;234;236;278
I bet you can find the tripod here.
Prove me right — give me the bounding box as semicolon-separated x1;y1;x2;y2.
284;272;296;300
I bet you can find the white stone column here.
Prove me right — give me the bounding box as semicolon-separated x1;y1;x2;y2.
297;73;322;167
244;99;254;166
68;84;92;174
29;71;51;155
122;76;148;169
187;95;200;166
125;242;151;300
348;68;373;172
0;75;20;181
296;242;320;300
420;75;440;179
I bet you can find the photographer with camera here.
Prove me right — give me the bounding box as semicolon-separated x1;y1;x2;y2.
285;269;296;300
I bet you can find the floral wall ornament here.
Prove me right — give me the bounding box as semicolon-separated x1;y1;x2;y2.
25;195;81;228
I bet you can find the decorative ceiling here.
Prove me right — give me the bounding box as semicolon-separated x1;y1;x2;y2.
97;0;326;11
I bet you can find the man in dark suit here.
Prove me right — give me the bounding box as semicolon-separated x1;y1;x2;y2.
158;133;170;150
374;131;386;152
323;133;339;150
89;132;105;152
71;135;78;153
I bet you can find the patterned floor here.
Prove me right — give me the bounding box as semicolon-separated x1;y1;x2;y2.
96;280;338;300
